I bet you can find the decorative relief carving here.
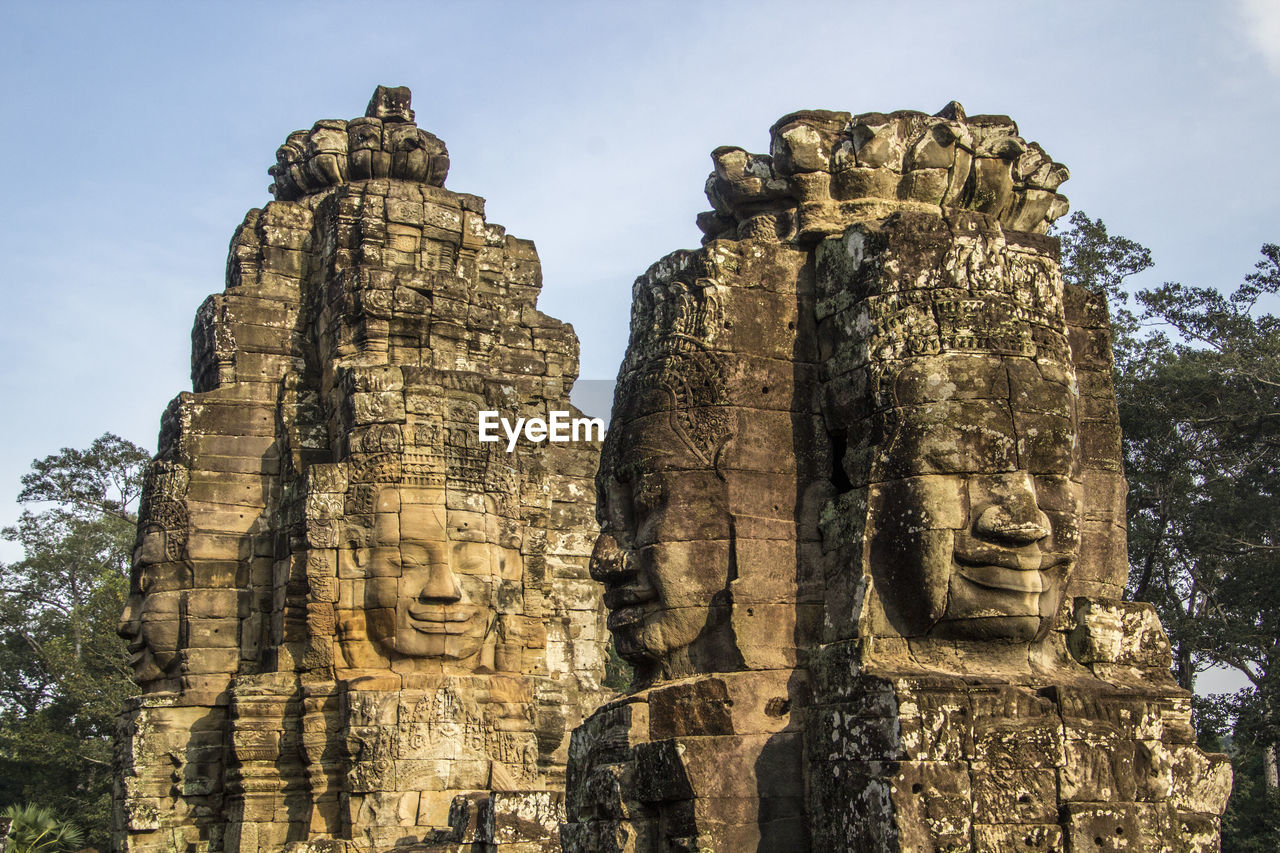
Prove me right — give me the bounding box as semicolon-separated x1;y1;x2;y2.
567;104;1230;853
115;87;604;853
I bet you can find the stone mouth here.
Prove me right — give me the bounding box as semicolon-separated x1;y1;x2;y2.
603;580;659;634
606;605;650;631
603;583;656;610
954;543;1042;572
954;562;1045;593
603;584;658;631
405;604;476;627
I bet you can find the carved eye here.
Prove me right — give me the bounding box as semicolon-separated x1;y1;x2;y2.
374;547;402;569
451;543;489;573
630;479;665;516
604;479;635;531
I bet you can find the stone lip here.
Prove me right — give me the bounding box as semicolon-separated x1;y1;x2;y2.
268;85;450;200
699;100;1070;243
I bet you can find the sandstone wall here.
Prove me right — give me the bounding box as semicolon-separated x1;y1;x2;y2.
565;102;1231;853
113;92;1233;853
115;87;607;853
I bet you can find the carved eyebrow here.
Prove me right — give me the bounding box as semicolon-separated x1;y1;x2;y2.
913;440;986;476
451;540;493;556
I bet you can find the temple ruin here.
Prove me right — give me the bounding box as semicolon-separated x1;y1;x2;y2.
563;104;1232;851
114;86;608;852
116;89;1233;853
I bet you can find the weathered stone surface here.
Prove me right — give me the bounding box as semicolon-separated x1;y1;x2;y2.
114;88;607;852
562;671;806;853
559;212;822;852
116;95;1230;852
698;102;1069;246
566;104;1230;852
807;168;1229;849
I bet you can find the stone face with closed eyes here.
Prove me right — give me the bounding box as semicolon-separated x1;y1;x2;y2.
566;104;1228;853
114;87;606;853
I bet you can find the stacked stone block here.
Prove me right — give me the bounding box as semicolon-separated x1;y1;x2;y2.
115;86;607;853
562;131;833;849
699;101;1069;245
568;102;1232;852
801;206;1230;851
115;91;1235;852
116;197;307;851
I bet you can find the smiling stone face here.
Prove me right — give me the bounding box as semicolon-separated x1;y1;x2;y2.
119;524;188;684
816;211;1091;644
589;243;816;686
359;484;514;666
118;87;613;852
592;433;733;675
117;461;191;689
863;356;1082;640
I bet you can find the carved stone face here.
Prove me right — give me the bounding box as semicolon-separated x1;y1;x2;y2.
360;485;508;663
348;118;383;152
592;410;733;680
118;524;189;685
865;355;1082;641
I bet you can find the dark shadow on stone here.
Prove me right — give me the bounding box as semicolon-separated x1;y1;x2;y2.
754;254;822;853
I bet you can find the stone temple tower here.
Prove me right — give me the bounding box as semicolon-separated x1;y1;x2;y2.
114;86;608;853
565;103;1232;852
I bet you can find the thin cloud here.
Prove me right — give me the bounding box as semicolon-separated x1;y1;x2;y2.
1239;0;1280;74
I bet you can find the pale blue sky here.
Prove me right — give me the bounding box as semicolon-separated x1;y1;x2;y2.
1;0;1276;691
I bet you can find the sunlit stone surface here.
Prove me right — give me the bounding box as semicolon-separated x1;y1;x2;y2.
564;103;1231;852
114;87;607;853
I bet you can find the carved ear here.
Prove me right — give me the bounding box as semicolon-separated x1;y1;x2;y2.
477;631;497;673
336;608;388;670
1060;281;1129;598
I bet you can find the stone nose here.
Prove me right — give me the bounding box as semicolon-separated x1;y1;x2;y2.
418;557;462;602
590;533;627;581
973;477;1050;546
974;503;1050;545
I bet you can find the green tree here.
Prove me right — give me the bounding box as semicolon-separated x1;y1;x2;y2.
2;802;86;853
1058;210;1153;334
603;635;633;692
1057;213;1206;684
1198;689;1280;852
1058;214;1280;849
0;433;149;850
1125;246;1280;699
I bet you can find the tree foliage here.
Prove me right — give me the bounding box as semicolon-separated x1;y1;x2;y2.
1119;242;1280;693
2;802;86;853
1057;214;1280;850
17;433;148;525
0;433;149;850
1059;210;1155;306
603;635;633;692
